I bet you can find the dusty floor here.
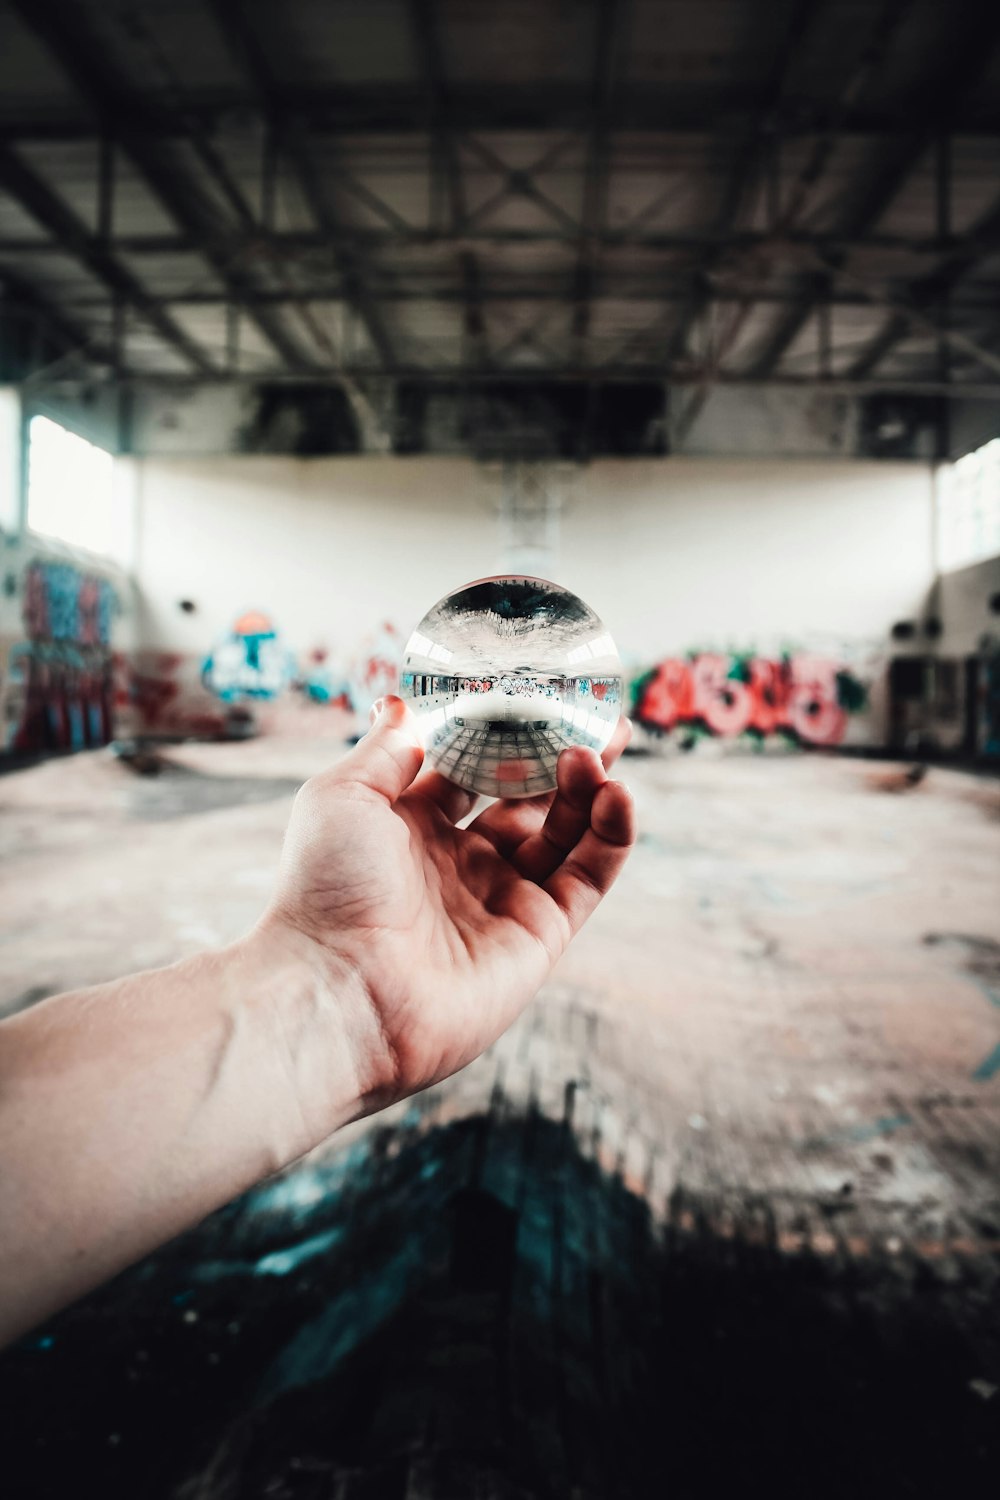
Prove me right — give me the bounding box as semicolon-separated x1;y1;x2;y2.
2;736;1000;1496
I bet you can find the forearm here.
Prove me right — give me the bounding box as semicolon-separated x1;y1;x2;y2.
0;930;375;1348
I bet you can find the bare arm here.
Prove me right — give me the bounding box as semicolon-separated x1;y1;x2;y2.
0;696;634;1346
0;936;377;1346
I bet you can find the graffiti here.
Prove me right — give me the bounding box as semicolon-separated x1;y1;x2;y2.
498;673;559;698
202;611;296;704
298;647;350;707
633;652;867;747
128;625;403;732
399;672;621;705
130;652;182;727
5;561;118;754
348;621;403;717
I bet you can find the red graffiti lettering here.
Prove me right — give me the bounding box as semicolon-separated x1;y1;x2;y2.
784;656;848;747
690;653;752;737
636;653;860;747
637;659;695;729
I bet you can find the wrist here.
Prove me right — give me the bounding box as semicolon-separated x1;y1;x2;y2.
236;921;399;1151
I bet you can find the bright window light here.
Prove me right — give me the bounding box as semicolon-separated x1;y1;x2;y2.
27;415;116;556
938;436;1000;572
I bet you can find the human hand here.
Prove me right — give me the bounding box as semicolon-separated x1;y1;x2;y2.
0;697;633;1343
261;696;635;1113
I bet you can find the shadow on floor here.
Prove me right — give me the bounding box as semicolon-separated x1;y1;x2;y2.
3;1108;998;1499
121;763;305;822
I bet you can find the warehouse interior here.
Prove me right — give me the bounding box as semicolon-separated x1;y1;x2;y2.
1;0;999;1495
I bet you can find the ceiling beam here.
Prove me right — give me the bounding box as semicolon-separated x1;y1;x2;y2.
666;0;819;377
750;0;1000;377
7;0;315;374
0;143;214;374
3;96;1000;144
205;0;395;369
744;271;830;378
407;0;488;367
3;0;998;393
457;250;488;365
2;228;996;258
56;282;1000;313
849;187;1000;377
745;0;916;378
572;0;627;355
459;135;583;236
408;0;463;230
0;265;116;379
103;369;1000;400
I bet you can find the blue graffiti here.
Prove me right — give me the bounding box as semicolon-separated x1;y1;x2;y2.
202;612;296;704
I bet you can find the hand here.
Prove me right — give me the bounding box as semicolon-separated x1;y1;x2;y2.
0;697;634;1343
262;695;635;1109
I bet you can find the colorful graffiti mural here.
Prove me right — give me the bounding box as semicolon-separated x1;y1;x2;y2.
4;560;119;753
633;652;867;747
299;646;351;707
347;621;403;717
123;622;404;736
202;611;296;704
122;618;872;753
129;651;183;729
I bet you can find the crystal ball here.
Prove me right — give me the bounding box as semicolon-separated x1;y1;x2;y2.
398;575;623;799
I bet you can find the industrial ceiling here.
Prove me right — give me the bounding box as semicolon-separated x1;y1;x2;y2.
1;0;999;453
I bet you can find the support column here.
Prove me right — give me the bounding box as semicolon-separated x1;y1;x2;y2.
0;385;26;535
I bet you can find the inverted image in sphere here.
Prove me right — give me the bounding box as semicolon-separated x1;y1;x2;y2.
398;576;623;799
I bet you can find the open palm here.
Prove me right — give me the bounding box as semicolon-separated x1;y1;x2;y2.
267;695;635;1103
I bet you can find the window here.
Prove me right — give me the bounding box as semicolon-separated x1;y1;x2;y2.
0;389;20;532
26;415;116;556
937;436;1000;572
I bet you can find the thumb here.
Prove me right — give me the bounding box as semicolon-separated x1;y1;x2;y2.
333;694;424;804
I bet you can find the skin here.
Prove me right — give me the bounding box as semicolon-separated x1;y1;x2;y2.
0;696;635;1347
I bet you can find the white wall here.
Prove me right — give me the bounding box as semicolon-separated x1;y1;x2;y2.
133;455;935;664
566;459;934;659
133;457;497;660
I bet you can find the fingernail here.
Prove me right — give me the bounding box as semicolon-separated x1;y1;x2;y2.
369;697;385;726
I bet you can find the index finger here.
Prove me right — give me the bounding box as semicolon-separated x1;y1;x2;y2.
544;778;636;937
468;714;632;855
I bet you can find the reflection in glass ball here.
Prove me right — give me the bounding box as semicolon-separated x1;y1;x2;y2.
398;576;623;799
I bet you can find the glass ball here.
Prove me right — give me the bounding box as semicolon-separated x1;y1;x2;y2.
398;575;623;799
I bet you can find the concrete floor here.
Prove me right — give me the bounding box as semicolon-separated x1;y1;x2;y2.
2;736;1000;1495
3;734;999;1241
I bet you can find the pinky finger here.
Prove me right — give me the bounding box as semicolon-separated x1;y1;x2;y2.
543;780;636;937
